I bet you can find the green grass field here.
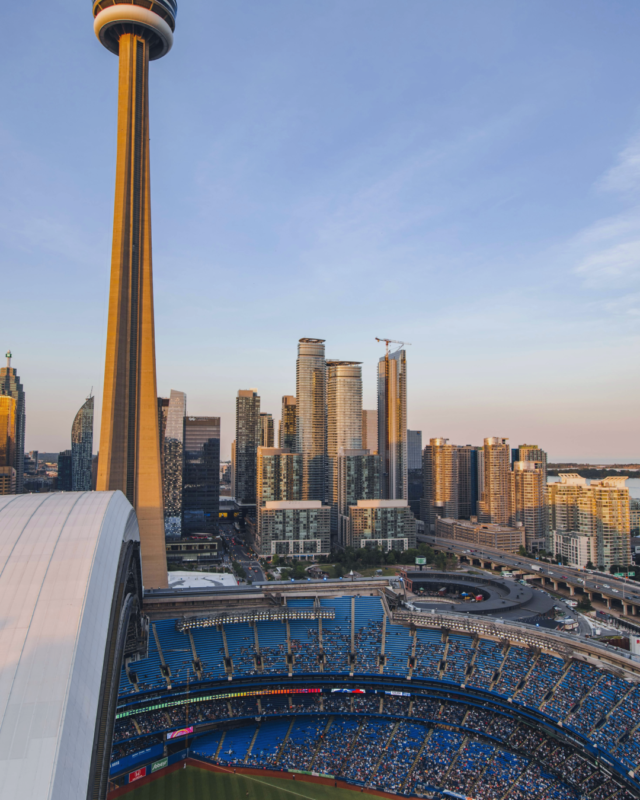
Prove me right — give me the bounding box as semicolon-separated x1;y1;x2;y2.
123;765;373;800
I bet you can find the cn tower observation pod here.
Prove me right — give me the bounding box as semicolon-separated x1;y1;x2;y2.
92;0;177;60
0;491;146;800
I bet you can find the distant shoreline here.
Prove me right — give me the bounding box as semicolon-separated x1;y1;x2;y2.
548;465;640;478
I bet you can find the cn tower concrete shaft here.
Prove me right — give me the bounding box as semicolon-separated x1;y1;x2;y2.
97;32;168;588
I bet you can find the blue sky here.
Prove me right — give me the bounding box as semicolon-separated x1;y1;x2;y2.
2;0;640;461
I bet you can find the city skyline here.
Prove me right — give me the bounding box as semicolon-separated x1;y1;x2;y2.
3;2;640;463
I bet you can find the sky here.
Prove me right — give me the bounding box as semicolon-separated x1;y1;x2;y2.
2;0;640;462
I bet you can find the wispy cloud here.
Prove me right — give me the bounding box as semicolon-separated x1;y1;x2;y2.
598;136;640;194
571;135;640;293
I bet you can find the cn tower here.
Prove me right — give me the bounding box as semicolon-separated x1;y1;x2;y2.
92;0;177;587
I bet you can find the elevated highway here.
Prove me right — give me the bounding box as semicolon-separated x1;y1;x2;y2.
419;533;640;618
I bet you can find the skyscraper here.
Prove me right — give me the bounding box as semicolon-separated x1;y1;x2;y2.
259;413;275;448
512;444;548;482
255;446;303;553
0;352;25;493
0;395;16;495
163;390;186;537
58;450;73;492
235;390;261;505
260;501;331;559
407;430;423;519
337;449;381;546
511;461;547;551
547;474;631;569
182;416;220;535
92;0;177;587
457;445;480;519
477;437;511;526
327;360;363;533
280;396;297;449
362;410;378;455
71;396;94;492
348;500;416;551
377;348;407;500
421;438;459;532
296;339;327;502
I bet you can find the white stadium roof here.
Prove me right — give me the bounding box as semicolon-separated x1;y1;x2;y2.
0;491;139;800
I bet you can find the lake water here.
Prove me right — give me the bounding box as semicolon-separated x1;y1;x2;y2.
547;475;640;500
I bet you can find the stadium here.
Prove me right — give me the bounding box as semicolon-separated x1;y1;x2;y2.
2;492;640;800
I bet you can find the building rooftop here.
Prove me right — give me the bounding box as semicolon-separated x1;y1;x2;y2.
264;500;325;509
353;499;408;509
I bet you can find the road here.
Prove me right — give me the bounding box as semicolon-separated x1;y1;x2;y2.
219;523;265;583
419;534;640;617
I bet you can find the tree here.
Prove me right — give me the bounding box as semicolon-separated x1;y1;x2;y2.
577;597;593;613
518;545;527;557
334;563;344;578
586;561;595;571
232;561;246;580
435;551;447;571
272;554;280;566
385;550;397;565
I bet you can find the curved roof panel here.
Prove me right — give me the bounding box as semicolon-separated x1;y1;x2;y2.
0;491;139;800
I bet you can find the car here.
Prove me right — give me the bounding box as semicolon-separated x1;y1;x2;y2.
603;584;611;589
612;589;620;593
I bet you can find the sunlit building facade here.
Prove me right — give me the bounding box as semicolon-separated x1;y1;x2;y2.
71;396;94;492
296;339;327;502
327;361;363;534
0;395;16;496
513;444;548;482
0;352;25;493
421;438;459;532
435;517;524;554
377;349;407;500
547;474;631;569
163;390;186;537
478;437;511;526
510;460;546;551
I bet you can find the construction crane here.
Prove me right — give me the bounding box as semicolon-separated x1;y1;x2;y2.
375;338;411;357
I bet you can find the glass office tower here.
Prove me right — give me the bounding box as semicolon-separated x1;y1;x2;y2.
182;416;220;535
377;348;407;500
163;390;186;537
457;445;480;519
71;396;94;492
58;450;73;492
0;352;25;493
296;339;327;502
